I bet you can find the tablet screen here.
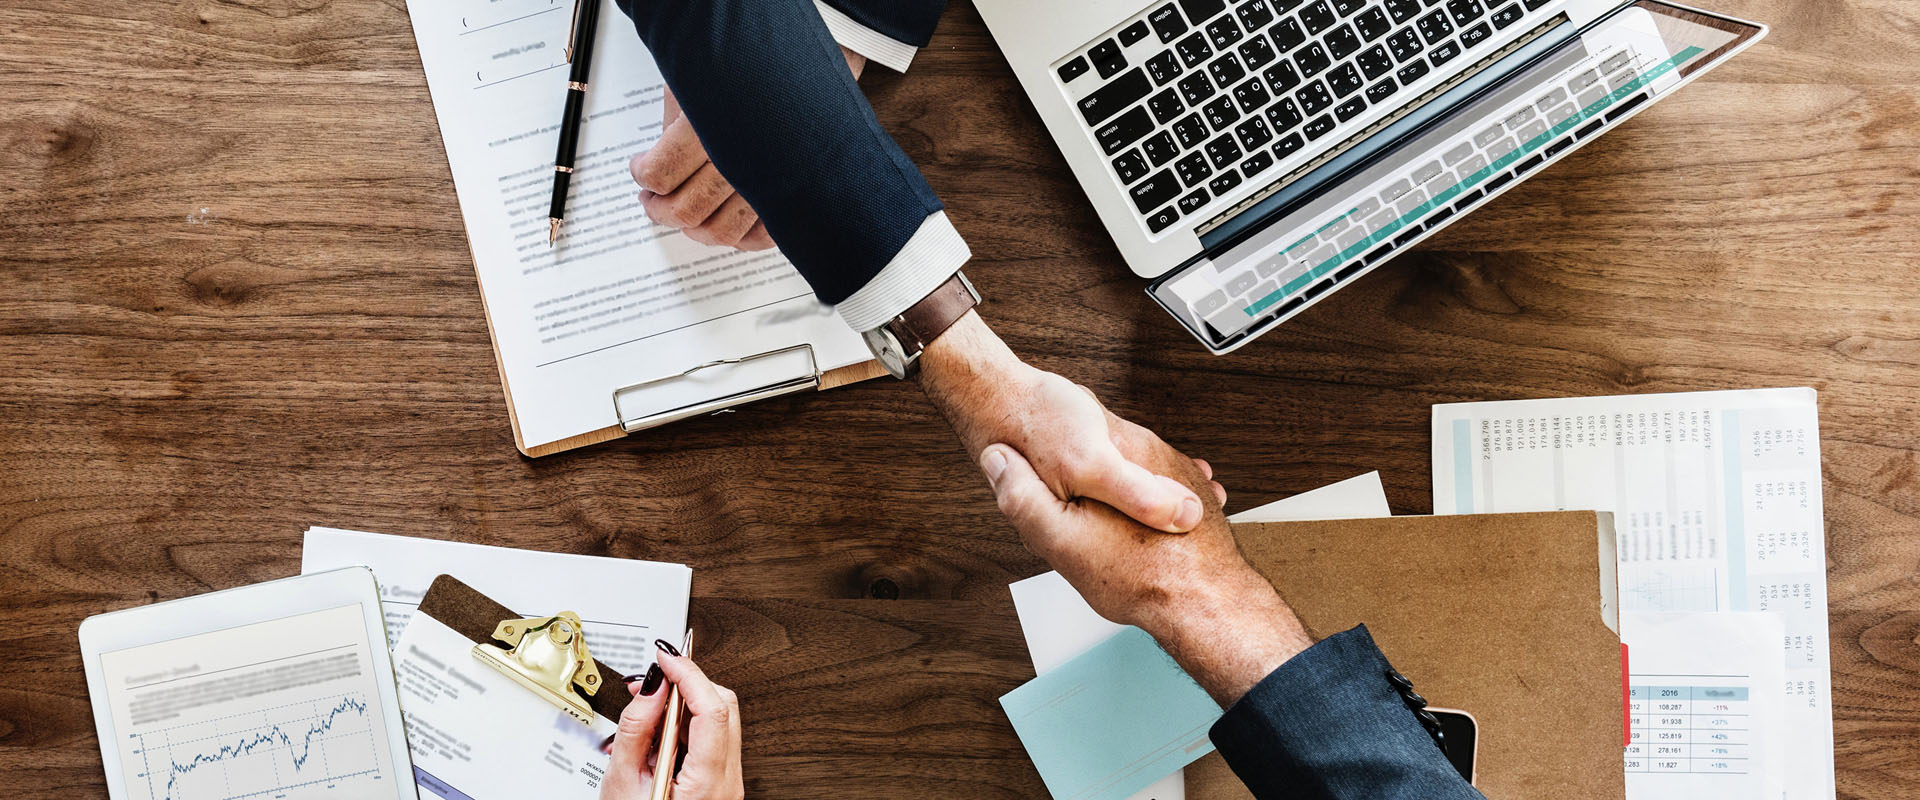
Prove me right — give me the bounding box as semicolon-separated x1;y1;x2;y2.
97;603;404;800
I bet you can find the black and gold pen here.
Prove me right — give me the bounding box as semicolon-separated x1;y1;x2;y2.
548;0;601;245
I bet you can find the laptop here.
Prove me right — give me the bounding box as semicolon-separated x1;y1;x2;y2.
974;0;1765;353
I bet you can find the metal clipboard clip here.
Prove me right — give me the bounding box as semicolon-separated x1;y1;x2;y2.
611;343;821;433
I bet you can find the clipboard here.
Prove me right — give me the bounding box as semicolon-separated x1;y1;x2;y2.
416;573;638;723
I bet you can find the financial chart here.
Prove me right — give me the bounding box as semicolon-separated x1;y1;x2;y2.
100;606;400;800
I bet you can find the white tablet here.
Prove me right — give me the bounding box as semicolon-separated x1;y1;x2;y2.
79;567;418;800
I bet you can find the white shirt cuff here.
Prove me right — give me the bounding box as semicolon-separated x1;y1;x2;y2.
835;211;971;332
814;1;919;73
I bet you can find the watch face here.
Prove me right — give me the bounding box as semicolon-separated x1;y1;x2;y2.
863;327;910;378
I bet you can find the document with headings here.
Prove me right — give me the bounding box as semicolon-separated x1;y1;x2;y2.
404;0;869;453
1433;388;1832;800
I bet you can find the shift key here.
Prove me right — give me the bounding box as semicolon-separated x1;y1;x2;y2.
1096;107;1155;155
1130;168;1181;213
1078;68;1152;125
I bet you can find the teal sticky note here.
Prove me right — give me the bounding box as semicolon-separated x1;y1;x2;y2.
999;626;1221;800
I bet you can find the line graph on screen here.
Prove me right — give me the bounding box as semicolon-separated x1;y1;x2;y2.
128;693;389;800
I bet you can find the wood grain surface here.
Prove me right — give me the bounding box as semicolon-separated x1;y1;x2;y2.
2;0;1916;797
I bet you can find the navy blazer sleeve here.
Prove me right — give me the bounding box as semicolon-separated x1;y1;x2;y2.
1210;626;1486;800
822;0;946;47
612;0;947;306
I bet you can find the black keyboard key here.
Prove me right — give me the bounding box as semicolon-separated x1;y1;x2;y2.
1295;42;1332;78
1146;50;1185;85
1234;115;1275;149
1490;2;1523;28
1146;204;1181;232
1545;136;1574;157
1605;92;1648;121
1141;131;1180;165
1208;52;1247;86
1272;132;1305;157
1238;35;1279;70
1176;151;1213;186
1265;97;1304;131
1095;106;1155;154
1204;94;1241;129
1387;28;1424;61
1206;16;1244;49
1303;113;1335;140
1365;77;1398;103
1240;149;1276;176
1303;279;1333;300
1446;0;1484;26
1149;4;1189;43
1522;0;1552;8
1396;58;1431;84
1299;0;1336;34
1459;21;1492;49
1452;188;1483;207
1237;0;1277;31
1424;206;1453;226
1327;63;1364;97
1428;39;1462;67
1208;168;1243;195
1173;113;1210;147
1355;8;1393;40
1204;133;1242;168
1076;67;1152;125
1333;0;1370;15
1297;79;1333;114
1485;171;1514;191
1333;95;1366;121
1263;60;1302;92
1178;0;1228;24
1357;45;1393;79
1148;88;1186;123
1178;72;1216;105
1417;9;1454;44
1090;38;1126;78
1269;17;1307;52
1058;56;1090;83
1120;20;1152;46
1178;188;1211;213
1232;78;1273;113
1393;226;1423;247
1130;168;1182;212
1176;32;1214;68
1514;153;1544;173
1385;0;1422;23
1574;119;1604;138
1326;25;1361;59
1113;149;1150;183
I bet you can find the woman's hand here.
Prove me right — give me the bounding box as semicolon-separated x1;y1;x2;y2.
600;645;744;800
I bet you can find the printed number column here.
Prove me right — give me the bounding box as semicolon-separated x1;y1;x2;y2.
1647;686;1691;772
1625;685;1649;772
1689;686;1750;773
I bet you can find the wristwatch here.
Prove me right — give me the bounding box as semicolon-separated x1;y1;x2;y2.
861;271;981;379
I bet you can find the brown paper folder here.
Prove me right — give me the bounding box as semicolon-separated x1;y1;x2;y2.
1187;511;1623;800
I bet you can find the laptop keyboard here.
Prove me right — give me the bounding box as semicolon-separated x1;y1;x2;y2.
1172;42;1680;338
1058;0;1557;235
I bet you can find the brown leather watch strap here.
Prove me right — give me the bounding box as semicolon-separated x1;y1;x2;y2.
886;272;979;352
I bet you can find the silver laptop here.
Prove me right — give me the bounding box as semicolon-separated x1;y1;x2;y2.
975;0;1764;353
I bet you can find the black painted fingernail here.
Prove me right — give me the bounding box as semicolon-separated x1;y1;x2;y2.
638;663;664;696
654;638;681;657
621;672;646;684
601;733;615;752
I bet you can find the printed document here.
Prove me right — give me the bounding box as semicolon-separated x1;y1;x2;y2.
300;527;690;675
1623;612;1786;800
403;0;867;450
1432;388;1832;799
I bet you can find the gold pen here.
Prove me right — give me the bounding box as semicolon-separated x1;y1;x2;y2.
649;631;694;800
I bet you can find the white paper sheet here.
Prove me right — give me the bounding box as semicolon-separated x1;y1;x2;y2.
300;527;690;675
398;613;615;800
403;0;868;450
1432;388;1833;799
1623;612;1786;800
1007;472;1392;800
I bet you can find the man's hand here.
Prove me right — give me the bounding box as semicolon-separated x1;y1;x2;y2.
629;47;867;250
918;312;1214;533
980;437;1314;706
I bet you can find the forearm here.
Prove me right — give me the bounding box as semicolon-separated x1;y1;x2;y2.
915;311;1034;456
1142;568;1314;707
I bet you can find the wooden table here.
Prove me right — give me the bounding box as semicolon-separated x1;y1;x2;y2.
2;0;1916;796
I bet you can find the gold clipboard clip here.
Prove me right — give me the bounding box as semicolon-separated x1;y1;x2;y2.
611;343;822;433
472;611;601;725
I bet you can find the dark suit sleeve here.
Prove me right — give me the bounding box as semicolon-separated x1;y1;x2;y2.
821;0;947;48
611;0;947;307
1209;626;1486;800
